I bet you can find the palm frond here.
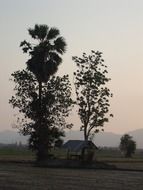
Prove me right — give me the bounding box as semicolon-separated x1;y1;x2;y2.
20;40;32;53
47;27;60;40
25;24;66;82
49;52;62;65
54;37;67;54
28;24;49;40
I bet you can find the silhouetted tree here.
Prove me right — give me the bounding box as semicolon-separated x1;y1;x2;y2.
73;51;113;141
119;134;136;157
10;24;72;161
20;24;66;123
10;69;73;161
54;139;64;148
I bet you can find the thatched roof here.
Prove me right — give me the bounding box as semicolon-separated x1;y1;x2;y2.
63;140;98;152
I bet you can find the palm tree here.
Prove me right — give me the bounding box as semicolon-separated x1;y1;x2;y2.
20;24;67;161
20;24;66;102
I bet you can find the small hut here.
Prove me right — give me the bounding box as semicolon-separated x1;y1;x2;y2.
63;140;98;160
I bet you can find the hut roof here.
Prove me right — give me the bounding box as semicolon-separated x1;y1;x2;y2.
63;140;98;152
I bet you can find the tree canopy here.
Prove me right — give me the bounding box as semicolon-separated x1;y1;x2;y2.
119;134;136;157
73;51;113;141
9;24;71;161
20;24;66;82
10;69;73;160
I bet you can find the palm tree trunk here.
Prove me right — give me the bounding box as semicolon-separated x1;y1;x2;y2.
37;81;48;161
39;80;42;117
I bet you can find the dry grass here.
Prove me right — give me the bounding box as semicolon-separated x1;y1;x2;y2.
0;162;143;190
0;147;143;189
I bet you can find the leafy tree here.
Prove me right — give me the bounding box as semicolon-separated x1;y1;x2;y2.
54;139;64;148
10;69;73;160
20;25;66;122
119;134;136;157
10;24;72;160
73;51;113;141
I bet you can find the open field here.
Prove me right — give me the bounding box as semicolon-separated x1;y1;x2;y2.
94;148;143;170
0;162;143;190
0;146;35;162
0;146;143;170
52;147;143;170
0;146;143;189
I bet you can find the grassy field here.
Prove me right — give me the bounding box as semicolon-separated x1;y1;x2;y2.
0;146;35;162
0;146;143;169
0;162;143;190
52;147;143;169
94;148;143;170
0;146;143;189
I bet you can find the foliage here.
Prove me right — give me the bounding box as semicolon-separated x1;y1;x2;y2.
119;134;136;157
54;139;64;148
73;51;113;141
10;24;68;161
9;69;73;160
20;24;66;82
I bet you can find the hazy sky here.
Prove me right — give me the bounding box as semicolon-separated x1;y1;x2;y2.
1;0;143;134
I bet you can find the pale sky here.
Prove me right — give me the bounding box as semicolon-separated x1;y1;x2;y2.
1;0;143;134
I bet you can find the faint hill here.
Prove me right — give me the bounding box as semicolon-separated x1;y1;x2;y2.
0;128;143;148
93;132;121;147
65;128;143;148
128;129;143;149
64;130;121;147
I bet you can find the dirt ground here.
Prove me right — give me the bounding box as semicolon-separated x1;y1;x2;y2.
0;162;143;190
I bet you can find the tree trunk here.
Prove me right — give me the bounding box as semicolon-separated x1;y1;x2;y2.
36;81;49;162
39;81;42;114
84;126;88;141
82;127;88;161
